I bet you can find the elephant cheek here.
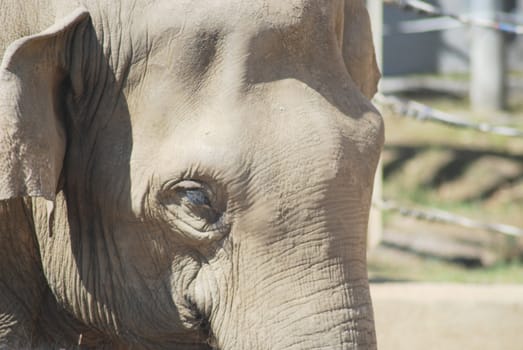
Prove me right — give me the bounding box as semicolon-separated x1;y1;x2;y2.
113;223;174;279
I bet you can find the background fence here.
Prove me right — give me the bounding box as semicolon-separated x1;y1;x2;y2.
367;0;523;254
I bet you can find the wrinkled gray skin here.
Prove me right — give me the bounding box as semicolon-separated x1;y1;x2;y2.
0;0;383;349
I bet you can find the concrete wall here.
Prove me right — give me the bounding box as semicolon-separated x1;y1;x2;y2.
382;0;523;76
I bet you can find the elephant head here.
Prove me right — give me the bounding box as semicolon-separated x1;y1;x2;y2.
0;0;383;349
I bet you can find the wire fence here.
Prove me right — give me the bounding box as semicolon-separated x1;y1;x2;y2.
384;0;523;35
374;93;523;138
373;1;523;239
374;200;523;237
373;93;523;237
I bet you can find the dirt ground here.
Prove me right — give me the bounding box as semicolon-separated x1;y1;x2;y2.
370;282;523;350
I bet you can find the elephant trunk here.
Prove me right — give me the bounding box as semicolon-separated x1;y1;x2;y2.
211;259;376;349
205;207;377;349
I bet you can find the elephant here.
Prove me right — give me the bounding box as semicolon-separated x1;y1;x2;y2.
0;0;383;349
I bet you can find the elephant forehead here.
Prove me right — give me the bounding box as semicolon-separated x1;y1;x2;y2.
159;111;248;171
127;0;342;67
140;0;340;32
129;104;251;188
129;75;381;189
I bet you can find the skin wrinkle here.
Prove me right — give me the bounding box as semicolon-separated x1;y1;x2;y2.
0;0;383;348
52;7;139;338
97;213;122;331
78;17;109;131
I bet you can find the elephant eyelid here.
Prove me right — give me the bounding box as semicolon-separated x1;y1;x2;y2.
167;180;215;203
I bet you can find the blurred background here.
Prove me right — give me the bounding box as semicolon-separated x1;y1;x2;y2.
368;0;523;283
365;1;523;348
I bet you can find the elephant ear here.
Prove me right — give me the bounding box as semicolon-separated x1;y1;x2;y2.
341;0;380;99
0;8;89;202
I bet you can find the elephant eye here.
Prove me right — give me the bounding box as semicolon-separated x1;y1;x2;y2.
178;187;220;224
184;189;211;207
159;180;228;241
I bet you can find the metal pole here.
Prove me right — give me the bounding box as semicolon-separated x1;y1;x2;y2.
367;0;383;70
470;0;507;112
367;0;383;251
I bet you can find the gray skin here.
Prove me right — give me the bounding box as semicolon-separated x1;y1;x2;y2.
0;0;383;349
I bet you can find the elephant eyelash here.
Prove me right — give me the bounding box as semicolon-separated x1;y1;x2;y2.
163;180;216;204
